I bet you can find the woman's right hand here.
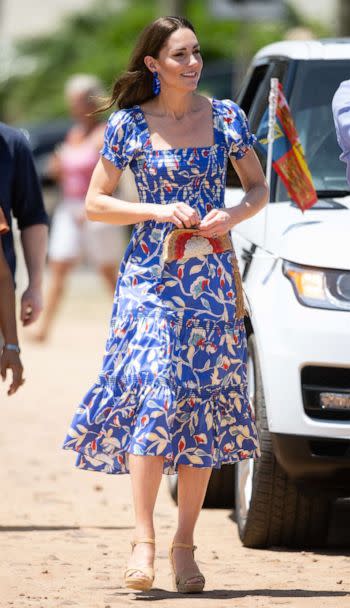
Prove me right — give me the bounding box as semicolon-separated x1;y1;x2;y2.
152;202;200;228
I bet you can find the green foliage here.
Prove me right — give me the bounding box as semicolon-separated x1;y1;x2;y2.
0;0;330;123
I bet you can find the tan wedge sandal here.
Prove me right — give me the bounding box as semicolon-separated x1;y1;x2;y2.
169;542;205;593
123;537;155;591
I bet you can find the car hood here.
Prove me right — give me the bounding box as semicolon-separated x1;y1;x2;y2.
226;192;350;270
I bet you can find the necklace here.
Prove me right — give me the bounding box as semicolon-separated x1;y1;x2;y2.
143;101;203;122
144;109;196;120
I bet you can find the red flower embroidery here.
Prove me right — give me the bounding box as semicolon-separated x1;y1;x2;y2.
178;437;186;452
194;434;206;444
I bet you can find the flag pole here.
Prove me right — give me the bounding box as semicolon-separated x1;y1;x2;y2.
263;77;279;248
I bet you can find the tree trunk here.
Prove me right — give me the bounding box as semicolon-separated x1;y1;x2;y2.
338;0;350;36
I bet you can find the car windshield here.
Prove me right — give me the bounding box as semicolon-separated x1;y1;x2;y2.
276;59;350;201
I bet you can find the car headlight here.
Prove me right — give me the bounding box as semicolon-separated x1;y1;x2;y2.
282;261;350;311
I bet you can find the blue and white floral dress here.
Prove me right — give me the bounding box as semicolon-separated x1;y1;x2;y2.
62;98;261;475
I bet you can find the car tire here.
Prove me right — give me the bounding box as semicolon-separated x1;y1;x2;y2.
235;333;331;548
167;465;235;508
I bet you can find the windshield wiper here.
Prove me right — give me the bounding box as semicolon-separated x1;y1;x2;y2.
316;189;350;198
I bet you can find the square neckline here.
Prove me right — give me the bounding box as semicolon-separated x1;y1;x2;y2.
135;97;218;154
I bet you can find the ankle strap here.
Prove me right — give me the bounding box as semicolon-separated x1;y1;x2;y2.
171;542;197;550
131;537;156;547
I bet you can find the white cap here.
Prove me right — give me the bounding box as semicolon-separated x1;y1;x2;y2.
64;74;105;101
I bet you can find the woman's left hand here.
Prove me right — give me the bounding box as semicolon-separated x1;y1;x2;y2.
197;208;235;237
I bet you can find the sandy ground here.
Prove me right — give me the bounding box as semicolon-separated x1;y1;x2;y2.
1;268;350;608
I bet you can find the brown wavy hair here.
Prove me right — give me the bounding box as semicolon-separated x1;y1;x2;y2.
98;16;196;112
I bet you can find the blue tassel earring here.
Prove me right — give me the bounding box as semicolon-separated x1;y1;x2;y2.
152;71;161;96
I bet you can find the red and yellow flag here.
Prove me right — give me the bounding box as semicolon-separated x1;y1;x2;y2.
257;82;318;211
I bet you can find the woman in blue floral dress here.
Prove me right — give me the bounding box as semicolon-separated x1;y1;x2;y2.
62;16;268;594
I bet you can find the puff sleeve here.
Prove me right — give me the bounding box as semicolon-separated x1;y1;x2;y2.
100;108;137;170
221;99;257;161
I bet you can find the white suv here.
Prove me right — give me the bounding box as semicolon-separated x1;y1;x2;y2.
168;39;350;549
227;39;350;548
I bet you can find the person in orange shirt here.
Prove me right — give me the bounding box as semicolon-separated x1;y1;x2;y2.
0;208;24;395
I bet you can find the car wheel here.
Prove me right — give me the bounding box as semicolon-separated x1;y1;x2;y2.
235;333;331;548
167;465;235;508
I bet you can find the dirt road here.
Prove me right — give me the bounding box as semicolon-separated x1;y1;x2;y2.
1;269;350;607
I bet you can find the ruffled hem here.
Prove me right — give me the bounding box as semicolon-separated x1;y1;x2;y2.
62;372;261;475
68;444;261;475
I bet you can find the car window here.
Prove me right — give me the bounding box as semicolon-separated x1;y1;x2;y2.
276;60;350;201
227;62;271;187
227;60;288;188
237;63;270;115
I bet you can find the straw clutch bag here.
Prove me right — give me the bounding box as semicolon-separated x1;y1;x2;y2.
162;227;246;320
162;228;233;263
